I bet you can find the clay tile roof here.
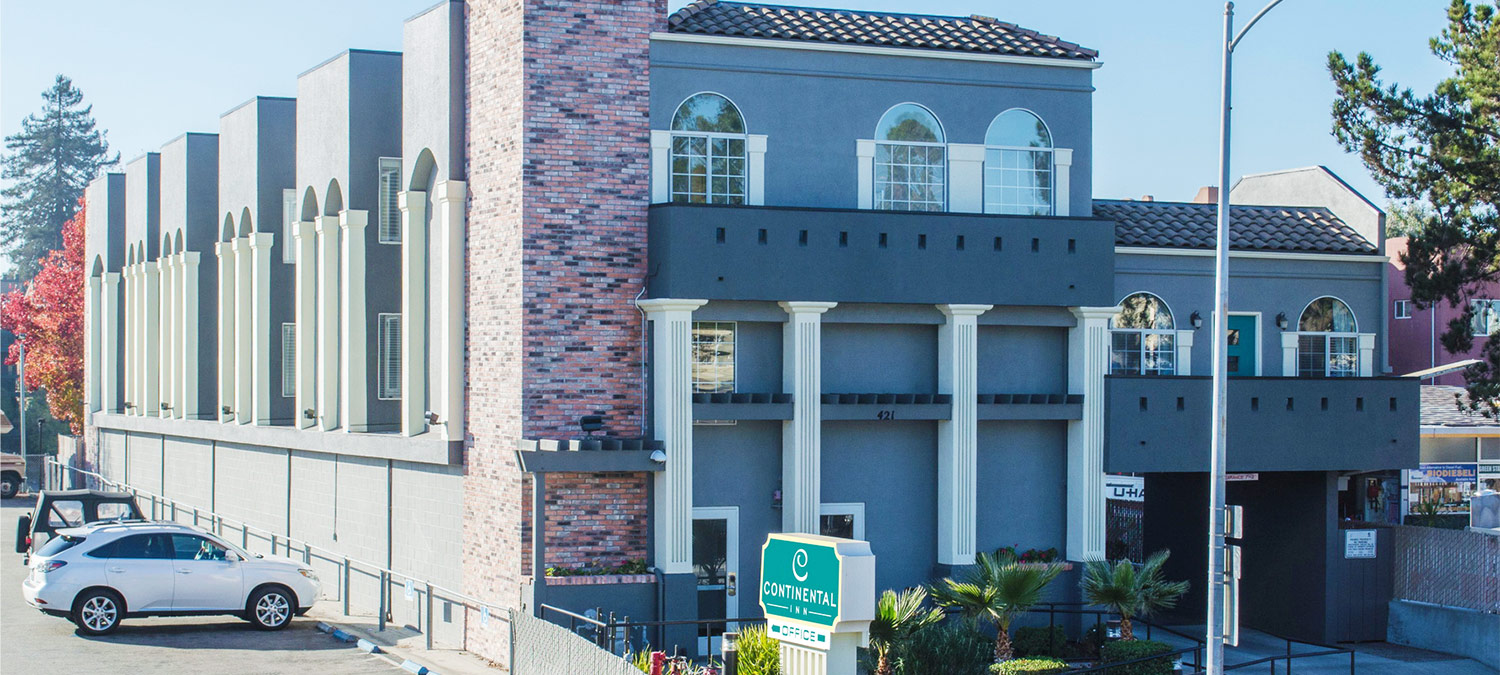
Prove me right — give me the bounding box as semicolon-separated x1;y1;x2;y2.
1094;199;1377;255
667;1;1098;61
1421;385;1500;428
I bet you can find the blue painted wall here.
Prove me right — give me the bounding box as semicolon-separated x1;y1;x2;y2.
976;421;1068;555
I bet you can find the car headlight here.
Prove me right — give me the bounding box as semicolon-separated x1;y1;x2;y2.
298;568;319;581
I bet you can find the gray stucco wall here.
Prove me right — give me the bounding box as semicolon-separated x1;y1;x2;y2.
1115;252;1387;376
822;323;937;393
159;133;221;418
650;40;1095;216
124;153;160;262
976;421;1068;555
402;0;464;187
824;421;939;590
978;325;1068;394
85;173;127;273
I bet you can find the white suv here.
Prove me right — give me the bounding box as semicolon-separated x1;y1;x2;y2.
21;521;320;635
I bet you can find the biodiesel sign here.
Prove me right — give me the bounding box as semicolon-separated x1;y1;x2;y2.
760;535;843;627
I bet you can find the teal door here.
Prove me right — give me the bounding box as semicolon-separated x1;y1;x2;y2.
1227;315;1257;376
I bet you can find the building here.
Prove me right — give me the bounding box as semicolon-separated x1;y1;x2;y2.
79;0;1418;661
1387;236;1500;385
1408;385;1500;522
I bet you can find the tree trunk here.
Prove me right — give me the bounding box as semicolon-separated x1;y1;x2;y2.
1120;616;1135;641
876;652;893;675
994;624;1014;662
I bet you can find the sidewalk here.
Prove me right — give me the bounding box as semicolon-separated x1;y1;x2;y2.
307;603;506;675
1154;625;1498;674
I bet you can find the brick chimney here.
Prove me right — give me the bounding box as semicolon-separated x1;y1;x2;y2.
1193;186;1219;204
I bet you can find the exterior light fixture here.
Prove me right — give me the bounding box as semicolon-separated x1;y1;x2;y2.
1276;312;1289;330
649;449;667;464
579;414;604;436
123;402;135;410
221;405;233;417
425;410;443;425
160;402;172;411
1191;311;1204;329
302;408;316;420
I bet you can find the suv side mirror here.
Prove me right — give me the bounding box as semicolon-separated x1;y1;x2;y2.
224;550;241;563
15;514;31;554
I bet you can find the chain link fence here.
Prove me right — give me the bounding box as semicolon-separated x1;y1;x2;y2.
1392;524;1500;613
510;608;641;675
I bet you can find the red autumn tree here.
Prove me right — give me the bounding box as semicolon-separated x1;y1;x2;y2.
2;198;86;434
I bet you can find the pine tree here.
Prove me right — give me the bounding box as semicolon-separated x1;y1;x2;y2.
1;75;117;279
1329;1;1500;408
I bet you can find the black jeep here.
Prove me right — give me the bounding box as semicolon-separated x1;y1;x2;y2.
15;489;144;561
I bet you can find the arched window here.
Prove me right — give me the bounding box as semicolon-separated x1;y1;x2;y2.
984;109;1054;215
1297;297;1359;377
1111;292;1176;375
874;104;946;212
670;93;747;204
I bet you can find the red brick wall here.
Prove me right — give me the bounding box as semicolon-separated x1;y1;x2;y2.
521;472;651;575
463;0;660;664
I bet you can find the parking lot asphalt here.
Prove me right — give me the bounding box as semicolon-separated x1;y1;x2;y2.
1;496;400;675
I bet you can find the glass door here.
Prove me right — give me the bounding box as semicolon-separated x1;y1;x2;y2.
1227;314;1258;376
692;507;739;656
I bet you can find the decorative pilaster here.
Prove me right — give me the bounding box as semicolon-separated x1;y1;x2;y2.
214;241;236;422
400;191;427;436
780;301;838;534
86;276;102;413
649;131;671;204
1066;306;1115;561
142;262;160;417
937;304;992;565
293;221;317;429
179;252;201;420
233;237;253;424
856;140;876;209
339;210;369;432
1358;334;1375;377
315;216;340;430
435;181;466;442
1054;148;1074;217
158;255;175;417
747;135;768;206
640;298;708;574
101;272;121;414
1281;333;1298;377
946;144;985;214
1176;330;1195;377
248;232;275;425
124;265;136;413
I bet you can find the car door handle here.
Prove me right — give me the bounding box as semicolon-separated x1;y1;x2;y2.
176;568;192;574
108;567;124;573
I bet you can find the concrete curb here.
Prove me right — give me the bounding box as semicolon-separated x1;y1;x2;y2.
357;638;382;654
400;659;431;674
314;617;444;675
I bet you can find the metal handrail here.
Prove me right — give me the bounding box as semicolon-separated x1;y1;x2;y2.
44;459;511;651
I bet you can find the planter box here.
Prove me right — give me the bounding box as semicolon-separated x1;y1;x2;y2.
543;574;657;586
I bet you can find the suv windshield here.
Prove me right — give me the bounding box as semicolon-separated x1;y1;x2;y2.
35;534;85;557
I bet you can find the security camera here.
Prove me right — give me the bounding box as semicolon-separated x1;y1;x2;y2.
650;449;667;464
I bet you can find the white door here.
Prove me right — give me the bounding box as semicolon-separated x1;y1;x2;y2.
693;507;739;656
168;534;244;610
105;533;176;611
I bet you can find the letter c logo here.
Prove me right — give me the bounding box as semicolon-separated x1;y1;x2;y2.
792;548;809;582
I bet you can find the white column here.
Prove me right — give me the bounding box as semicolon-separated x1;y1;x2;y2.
1176;329;1195;377
315;216;340;430
747;134;768;206
101;273;121;414
339;210;369;432
180;252;201;420
856;140;875;210
214;242;236;422
947;144;985;214
650;130;671;204
435;181;466;442
233;236;253;424
640;298;708;574
86;276;102;413
293;221;317;429
400;191;427;436
1358;333;1376;377
1066;306;1114;561
124;265;136;413
249;232;275;425
781;301;837;534
937;304;991;566
142;262;160;417
158;255;175;417
1281;332;1299;377
1054;148;1074;217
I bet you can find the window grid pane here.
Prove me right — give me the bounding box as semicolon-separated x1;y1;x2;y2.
378;313;402;400
378;158;402;244
1110;330;1175;376
691;321;735;393
281;323;296;398
875;142;945;212
1298;334;1327;377
671;133;747;205
984;148;1053;215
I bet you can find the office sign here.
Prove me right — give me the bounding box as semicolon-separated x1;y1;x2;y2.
761;535;843;627
1344;530;1377;559
768;618;831;649
1226;473;1259;482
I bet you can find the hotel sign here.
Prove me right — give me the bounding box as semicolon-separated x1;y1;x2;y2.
759;532;875;639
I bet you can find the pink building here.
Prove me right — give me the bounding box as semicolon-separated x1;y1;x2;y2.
1387;236;1500;385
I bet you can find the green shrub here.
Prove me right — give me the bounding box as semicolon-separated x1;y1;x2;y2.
734;625;781;675
860;623;992;675
989;657;1069;674
1100;639;1176;675
1012;625;1066;658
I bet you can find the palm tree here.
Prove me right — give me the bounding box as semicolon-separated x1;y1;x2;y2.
931;551;1063;662
869;587;944;675
1080;549;1190;641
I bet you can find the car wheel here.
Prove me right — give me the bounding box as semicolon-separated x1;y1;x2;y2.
73;589;124;636
0;472;19;499
247;586;294;631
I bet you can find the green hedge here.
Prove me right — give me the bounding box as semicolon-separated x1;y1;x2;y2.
1100;639;1176;675
735;625;781;675
989;657;1069;674
1013;626;1066;658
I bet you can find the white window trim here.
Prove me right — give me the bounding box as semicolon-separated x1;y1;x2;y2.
1292;331;1362;377
280;323;296;398
377;313;401;400
1394;300;1412;320
377;157;402;245
690;320;736;394
1471;299;1500;336
983;144;1055;216
873;139;948;212
669;130;750;205
819;502;865;540
1109;292;1177;376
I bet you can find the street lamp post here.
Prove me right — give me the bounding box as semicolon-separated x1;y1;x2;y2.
1208;2;1286;673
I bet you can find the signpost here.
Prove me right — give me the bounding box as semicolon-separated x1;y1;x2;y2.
759;533;874;675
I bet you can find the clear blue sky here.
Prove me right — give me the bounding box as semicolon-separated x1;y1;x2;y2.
1;0;1451;210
